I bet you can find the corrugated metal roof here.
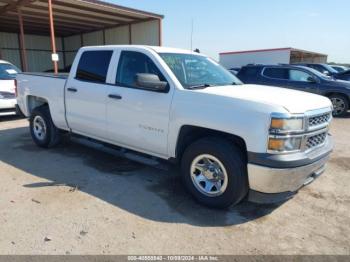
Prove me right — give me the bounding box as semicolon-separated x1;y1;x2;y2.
0;0;163;36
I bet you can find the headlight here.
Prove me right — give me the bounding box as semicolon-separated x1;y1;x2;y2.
270;116;304;133
268;113;305;153
268;137;302;152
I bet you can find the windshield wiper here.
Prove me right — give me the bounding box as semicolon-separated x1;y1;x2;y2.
187;84;213;90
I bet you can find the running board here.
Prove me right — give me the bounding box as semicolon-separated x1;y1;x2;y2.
70;135;170;171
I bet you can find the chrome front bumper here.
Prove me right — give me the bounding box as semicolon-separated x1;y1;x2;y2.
248;154;329;194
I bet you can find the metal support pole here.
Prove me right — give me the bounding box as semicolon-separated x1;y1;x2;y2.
18;9;28;72
48;0;58;74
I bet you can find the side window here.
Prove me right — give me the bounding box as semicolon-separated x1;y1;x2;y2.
288;69;312;82
76;51;113;83
240;67;260;77
309;64;324;73
116;51;166;89
263;68;288;80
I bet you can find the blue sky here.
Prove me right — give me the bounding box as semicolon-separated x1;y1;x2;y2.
110;0;349;63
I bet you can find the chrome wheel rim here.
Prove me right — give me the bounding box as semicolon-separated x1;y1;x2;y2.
33;115;47;141
190;154;228;197
331;98;345;116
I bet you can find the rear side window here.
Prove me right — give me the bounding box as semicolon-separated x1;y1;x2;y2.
239;67;260;77
116;51;166;89
263;68;288;80
76;51;113;83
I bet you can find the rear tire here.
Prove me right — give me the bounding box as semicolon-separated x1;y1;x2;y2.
181;137;248;208
29;105;61;148
329;94;349;117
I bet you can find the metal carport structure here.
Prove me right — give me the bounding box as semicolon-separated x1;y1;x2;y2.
219;47;328;69
0;0;163;73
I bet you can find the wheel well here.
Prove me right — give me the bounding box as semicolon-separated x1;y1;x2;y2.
175;125;247;162
325;92;350;104
27;96;49;115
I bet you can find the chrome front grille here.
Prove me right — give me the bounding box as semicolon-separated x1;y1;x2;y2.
308;112;331;129
306;132;327;149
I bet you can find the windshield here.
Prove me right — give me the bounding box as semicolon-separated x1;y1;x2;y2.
0;63;21;80
159;53;242;89
322;64;339;74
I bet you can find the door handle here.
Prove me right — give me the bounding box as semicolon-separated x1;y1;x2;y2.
67;87;77;92
108;94;122;100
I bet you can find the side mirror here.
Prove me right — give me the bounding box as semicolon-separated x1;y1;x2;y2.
307;76;317;83
136;73;168;91
323;70;330;76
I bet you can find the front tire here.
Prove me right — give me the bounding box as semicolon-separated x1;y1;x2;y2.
181;137;248;208
29;105;61;148
329;94;349;117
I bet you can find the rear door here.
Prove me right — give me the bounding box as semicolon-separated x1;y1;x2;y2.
260;67;290;87
65;50;113;139
236;67;261;84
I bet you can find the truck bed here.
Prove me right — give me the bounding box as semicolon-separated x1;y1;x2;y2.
16;72;69;130
19;72;68;79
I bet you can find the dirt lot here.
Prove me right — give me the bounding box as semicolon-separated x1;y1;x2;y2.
0;114;349;255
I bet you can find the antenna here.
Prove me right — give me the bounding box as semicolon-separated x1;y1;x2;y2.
190;19;194;51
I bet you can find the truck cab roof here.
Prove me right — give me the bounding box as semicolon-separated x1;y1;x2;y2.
79;45;204;55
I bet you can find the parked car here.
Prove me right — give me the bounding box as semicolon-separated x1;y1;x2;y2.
295;63;350;82
335;69;350;81
0;60;22;116
330;65;349;73
237;64;350;116
295;63;339;76
16;46;333;208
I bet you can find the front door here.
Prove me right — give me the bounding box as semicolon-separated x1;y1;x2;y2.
106;51;173;157
286;68;319;94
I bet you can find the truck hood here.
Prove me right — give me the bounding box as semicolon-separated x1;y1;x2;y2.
199;84;332;114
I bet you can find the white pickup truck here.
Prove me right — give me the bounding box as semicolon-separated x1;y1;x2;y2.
16;45;333;208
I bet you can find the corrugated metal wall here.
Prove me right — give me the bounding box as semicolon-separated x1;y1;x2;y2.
63;35;81;66
131;20;160;46
25;34;64;72
0;19;160;72
105;25;129;45
0;32;21;69
63;20;160;67
0;32;64;71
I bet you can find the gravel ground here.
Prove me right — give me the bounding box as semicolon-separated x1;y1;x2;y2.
0;114;349;255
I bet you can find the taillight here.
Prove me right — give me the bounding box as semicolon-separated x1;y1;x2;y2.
14;79;18;97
